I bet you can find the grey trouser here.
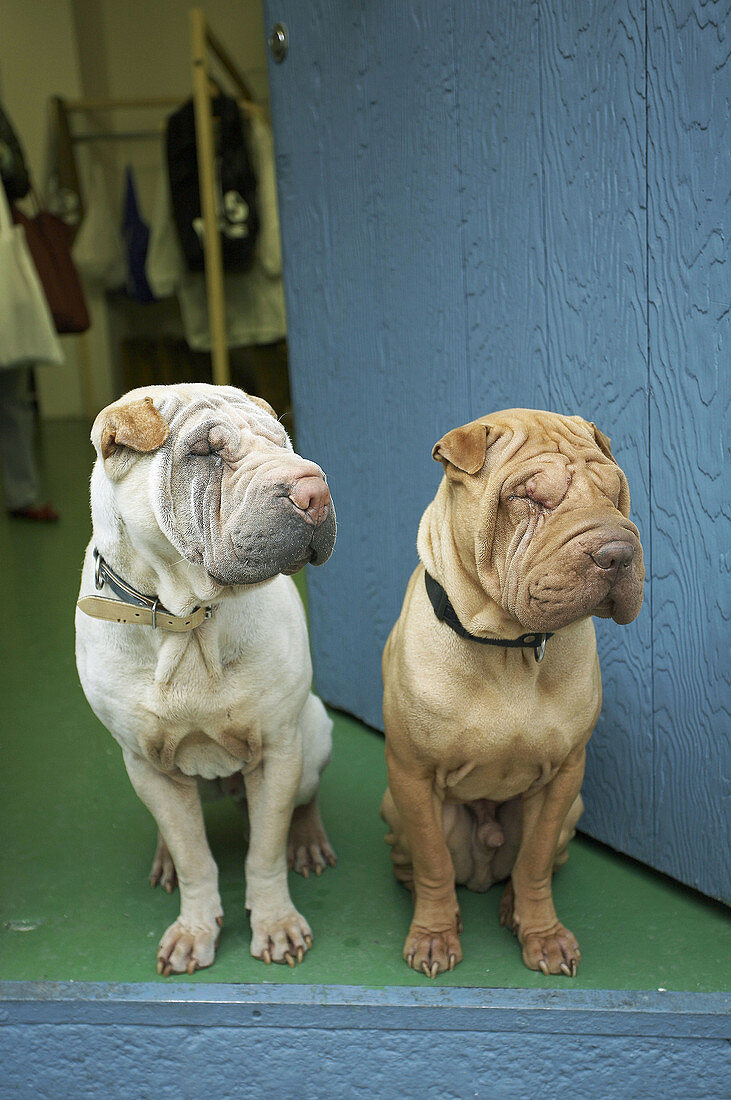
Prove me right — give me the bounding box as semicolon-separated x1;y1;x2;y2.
0;366;39;510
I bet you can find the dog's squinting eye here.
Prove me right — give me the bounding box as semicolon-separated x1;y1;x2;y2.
508;493;547;513
187;445;224;468
187;439;214;458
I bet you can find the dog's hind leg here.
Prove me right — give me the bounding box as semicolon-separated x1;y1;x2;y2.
553;793;584;867
288;797;337;877
381;790;506;894
149;831;177;893
380;786;415;889
287;693;337;878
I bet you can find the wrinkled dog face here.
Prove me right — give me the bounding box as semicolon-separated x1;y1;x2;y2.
93;384;336;586
433;409;644;632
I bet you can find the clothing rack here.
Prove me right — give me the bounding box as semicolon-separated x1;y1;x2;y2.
58;8;256;387
71;129;165;143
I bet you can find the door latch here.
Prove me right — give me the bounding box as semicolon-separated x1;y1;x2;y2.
269;23;289;63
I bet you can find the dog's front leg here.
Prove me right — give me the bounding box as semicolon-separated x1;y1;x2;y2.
244;729;311;966
386;746;462;977
507;744;586;976
123;750;223;975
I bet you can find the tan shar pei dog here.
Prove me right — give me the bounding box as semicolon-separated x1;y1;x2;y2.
381;409;644;977
76;383;336;974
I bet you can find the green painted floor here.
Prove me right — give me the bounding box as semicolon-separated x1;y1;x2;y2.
1;418;729;993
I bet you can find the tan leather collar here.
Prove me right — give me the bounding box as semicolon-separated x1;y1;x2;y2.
77;548;213;633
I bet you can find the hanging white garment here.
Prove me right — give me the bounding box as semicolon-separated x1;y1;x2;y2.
146;163;181;299
0;175;64;369
72;159;127;290
146;111;286;350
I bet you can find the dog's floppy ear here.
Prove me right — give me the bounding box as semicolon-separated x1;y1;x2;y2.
589;421;631;517
432;422;490;476
590;423;614;462
247;393;278;420
92;396;170;474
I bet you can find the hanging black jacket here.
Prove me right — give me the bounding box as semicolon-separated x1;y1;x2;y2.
165;94;259;273
0;102;30;201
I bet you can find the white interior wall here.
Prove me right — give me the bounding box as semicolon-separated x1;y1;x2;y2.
1;0;269;418
0;0;87;418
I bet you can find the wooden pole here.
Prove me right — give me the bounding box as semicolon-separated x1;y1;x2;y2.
190;7;230;387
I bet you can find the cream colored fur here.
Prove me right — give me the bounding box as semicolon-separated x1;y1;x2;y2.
75;383;335;974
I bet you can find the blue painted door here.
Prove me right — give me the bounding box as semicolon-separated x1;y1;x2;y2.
262;1;728;902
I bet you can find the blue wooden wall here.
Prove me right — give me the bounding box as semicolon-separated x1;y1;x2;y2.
263;0;729;902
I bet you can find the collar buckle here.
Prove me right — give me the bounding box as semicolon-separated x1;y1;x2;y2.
94;549;105;591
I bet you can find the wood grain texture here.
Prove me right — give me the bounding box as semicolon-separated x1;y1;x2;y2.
455;1;549;413
539;1;654;860
265;2;470;729
264;0;728;898
647;0;729;900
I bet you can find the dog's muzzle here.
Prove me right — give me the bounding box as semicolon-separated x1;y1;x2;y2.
208;471;337;586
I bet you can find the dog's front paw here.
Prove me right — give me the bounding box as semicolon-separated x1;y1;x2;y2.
250;908;313;966
403;923;463;978
520;923;581;977
157;915;223;976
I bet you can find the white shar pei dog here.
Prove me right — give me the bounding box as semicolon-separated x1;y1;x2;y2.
75;383;337;974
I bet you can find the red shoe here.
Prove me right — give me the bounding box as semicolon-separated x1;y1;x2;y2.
8;502;60;522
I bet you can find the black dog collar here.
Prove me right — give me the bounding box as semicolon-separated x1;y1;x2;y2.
424;570;552;662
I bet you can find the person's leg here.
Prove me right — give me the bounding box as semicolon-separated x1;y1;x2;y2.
0;366;57;520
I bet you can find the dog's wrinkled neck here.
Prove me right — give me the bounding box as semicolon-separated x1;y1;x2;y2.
417;482;527;641
91;463;223;618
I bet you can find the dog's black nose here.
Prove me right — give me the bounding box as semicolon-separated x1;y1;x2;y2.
590;541;635;572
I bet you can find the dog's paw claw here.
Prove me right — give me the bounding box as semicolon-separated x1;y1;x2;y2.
156;915;221;976
403;924;462;978
521;924;581;977
288;839;337;880
250;909;312;967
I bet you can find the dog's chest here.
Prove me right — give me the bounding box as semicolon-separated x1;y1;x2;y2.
142;714;261;781
438;664;601;803
135;634;262;779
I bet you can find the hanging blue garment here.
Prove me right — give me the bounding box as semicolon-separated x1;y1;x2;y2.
122;166;155;302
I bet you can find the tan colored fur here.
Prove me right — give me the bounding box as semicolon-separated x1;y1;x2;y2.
381;409;644;978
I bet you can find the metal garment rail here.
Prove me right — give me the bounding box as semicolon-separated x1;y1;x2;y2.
59;7;259;390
